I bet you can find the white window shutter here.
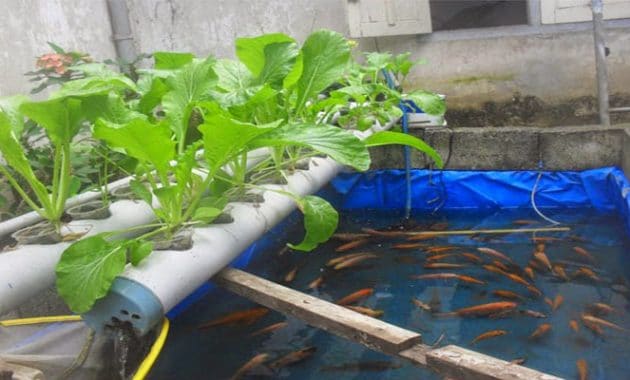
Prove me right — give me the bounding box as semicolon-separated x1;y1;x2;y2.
541;0;630;24
347;0;432;37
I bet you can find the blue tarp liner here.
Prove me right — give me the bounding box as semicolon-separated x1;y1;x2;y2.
331;167;630;234
168;166;630;318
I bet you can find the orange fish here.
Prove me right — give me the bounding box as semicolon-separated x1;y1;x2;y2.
471;329;508;344
588;302;615;316
361;228;406;238
426;253;457;262
231;353;270;380
533;251;552;271
521;309;546;318
513;219;537;225
532;236;561;243
535;242;546;253
552;295;564;311
269;347;317;369
345;305;384;318
576;359;588;380
410;273;486;285
336;288;374;305
529;323;551;339
477;247;514;264
524;267;535;280
411;298;432;312
492;290;524;301
483;264;507;276
335;238;370;252
581;314;628;332
505;272;531;288
573;246;596;263
569;320;580;332
425;246;456;254
526;285;542;298
553;265;569;281
492;260;509;272
326;252;370;267
545;297;553;308
308;276;324;289
406;233;438;241
284;266;298;283
249;321;288;337
334;254;378;270
392;242;427;249
332;232;370;241
437;302;518;318
199;307;269;329
573;267;600;282
461;252;483;264
511;357;527;365
424;263;467;269
583;320;604;336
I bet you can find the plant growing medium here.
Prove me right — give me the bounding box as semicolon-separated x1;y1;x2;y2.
0;30;445;315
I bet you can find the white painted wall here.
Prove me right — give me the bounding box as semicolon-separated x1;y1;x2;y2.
0;0;629;108
0;0;117;97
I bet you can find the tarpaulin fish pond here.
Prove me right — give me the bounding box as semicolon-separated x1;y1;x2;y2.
152;166;630;379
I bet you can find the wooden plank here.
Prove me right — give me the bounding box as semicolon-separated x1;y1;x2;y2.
214;268;421;354
426;345;563;380
215;269;562;380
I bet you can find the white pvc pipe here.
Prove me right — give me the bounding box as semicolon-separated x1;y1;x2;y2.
0;148;271;315
0;200;155;315
120;119;397;313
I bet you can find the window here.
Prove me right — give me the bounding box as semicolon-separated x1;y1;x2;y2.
430;1;528;31
541;0;630;24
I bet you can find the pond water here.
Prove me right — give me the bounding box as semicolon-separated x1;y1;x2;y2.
150;207;630;380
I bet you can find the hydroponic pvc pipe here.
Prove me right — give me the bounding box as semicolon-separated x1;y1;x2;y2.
0;149;270;316
82;120;398;336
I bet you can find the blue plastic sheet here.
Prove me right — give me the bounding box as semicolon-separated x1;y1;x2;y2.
168;166;630;318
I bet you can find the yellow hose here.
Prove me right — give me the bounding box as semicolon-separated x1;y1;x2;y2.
132;318;170;380
0;315;82;326
0;315;170;380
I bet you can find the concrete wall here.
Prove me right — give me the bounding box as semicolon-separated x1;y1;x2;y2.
370;124;630;171
0;0;629;108
0;0;117;97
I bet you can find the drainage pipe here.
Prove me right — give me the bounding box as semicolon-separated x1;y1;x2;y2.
82;120;398;336
106;0;137;73
591;0;610;127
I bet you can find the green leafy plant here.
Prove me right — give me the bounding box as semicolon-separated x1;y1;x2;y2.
24;42;93;94
51;30;446;315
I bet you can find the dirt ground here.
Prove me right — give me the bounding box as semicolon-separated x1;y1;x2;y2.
445;92;630;128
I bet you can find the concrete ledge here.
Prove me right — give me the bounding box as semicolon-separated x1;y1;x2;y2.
370;124;629;171
623;128;630;179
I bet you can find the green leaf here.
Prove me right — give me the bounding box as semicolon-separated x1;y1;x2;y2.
365;52;393;72
227;84;279;123
364;131;443;168
295;30;351;113
81;93;145;124
56;236;128;313
129;179;152;204
283;53;303;89
236;33;294;76
47;41;66;54
405;90;446;116
137;76;169;116
192;207;222;223
198;115;282;173
332;85;369;104
20;97;84;147
289;195;338;251
94;119;176;176
236;33;299;87
162;58;217;145
54;63;137;97
250;123;370;171
0;110;49;201
154;52;195;69
0;96;28;136
129;241;153;266
212;59;257;107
